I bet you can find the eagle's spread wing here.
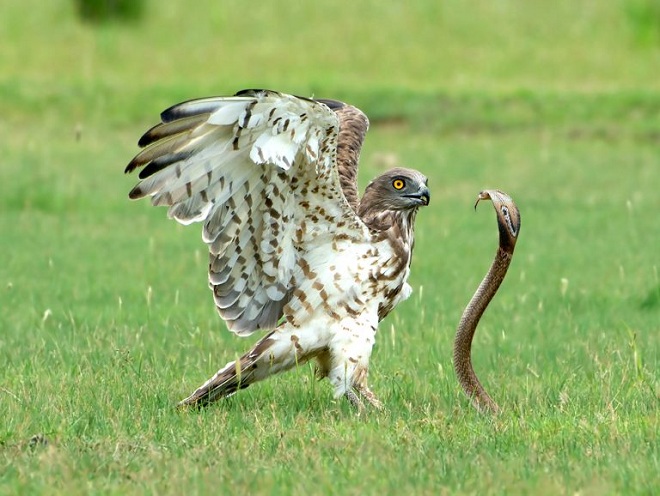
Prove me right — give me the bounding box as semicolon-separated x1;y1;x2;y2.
125;89;371;335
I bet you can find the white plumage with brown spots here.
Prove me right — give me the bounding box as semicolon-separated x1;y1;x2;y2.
125;89;429;410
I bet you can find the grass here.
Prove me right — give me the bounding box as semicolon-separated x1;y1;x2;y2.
1;1;658;494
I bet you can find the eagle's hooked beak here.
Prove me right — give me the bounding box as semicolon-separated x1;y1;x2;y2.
407;185;430;206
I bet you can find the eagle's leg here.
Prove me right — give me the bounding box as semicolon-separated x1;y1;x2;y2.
326;325;378;412
178;328;311;407
344;388;365;412
355;383;383;410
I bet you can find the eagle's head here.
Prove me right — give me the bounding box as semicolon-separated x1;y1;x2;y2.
360;167;430;214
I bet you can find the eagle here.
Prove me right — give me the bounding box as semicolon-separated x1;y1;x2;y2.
125;89;430;410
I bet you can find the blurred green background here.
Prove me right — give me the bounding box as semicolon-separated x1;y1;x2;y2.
4;0;660;108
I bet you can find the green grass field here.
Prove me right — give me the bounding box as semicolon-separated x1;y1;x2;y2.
1;1;658;494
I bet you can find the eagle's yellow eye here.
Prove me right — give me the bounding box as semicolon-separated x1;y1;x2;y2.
392;179;405;190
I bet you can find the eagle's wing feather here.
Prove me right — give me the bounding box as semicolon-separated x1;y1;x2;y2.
126;89;370;335
314;99;369;213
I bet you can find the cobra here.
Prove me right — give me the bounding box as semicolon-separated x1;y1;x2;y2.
453;190;521;414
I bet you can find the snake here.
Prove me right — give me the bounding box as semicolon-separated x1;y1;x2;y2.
453;190;521;414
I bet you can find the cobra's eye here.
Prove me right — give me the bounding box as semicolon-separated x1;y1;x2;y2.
392;178;405;190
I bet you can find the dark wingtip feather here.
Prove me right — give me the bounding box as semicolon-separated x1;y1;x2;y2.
235;89;307;102
125;149;193;177
124;124;168;173
234;88;267;96
234;88;284;98
137;150;194;179
315;98;346;111
137;123;163;148
124;158;141;174
161;98;224;123
138;113;211;148
128;184;144;199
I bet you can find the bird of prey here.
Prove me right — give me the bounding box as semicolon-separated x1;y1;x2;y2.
125;89;430;410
